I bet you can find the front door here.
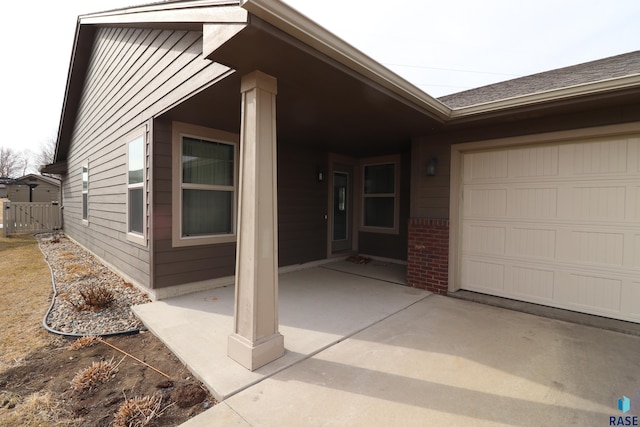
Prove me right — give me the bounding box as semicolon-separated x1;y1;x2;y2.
331;164;353;254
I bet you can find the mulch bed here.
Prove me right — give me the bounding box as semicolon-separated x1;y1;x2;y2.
37;232;150;336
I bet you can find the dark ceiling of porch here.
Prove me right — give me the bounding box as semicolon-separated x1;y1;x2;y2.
161;16;446;158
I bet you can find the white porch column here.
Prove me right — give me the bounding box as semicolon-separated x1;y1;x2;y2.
228;70;284;371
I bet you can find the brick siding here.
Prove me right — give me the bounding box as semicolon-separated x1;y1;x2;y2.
407;218;449;294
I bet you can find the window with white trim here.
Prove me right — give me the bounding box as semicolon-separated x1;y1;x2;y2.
82;164;88;222
361;156;399;234
127;130;146;245
172;122;239;247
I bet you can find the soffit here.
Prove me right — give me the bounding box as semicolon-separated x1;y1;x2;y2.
199;16;445;156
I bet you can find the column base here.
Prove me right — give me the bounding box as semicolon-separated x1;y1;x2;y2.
228;332;285;371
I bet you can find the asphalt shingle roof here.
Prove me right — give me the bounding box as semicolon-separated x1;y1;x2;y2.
438;50;640;109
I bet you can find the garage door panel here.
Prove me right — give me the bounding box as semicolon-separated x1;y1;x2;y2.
507;187;558;218
460;134;640;323
623;281;640;316
571;231;624;266
465;151;508;180
634;235;640;268
507;265;555;301
464;224;506;254
570;186;626;220
462;258;504;292
567;274;622;314
509;227;556;259
464;188;507;217
508;146;559;178
569;139;629;175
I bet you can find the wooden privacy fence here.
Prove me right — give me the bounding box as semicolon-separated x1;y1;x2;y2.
2;201;61;236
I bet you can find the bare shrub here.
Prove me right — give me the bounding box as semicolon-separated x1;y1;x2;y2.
70;285;114;311
57;250;76;261
69;336;101;351
70;357;120;392
62;262;85;280
113;394;167;427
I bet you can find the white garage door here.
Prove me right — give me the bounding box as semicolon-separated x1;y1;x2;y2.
460;133;640;323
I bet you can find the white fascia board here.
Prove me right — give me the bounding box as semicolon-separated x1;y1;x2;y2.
450;73;640;119
241;0;451;121
79;1;247;25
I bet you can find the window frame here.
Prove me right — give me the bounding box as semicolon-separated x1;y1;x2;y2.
171;121;239;247
359;155;400;235
81;163;89;224
126;127;147;246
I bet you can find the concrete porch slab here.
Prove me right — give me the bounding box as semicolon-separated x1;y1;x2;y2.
320;258;407;285
133;263;429;401
184;295;640;426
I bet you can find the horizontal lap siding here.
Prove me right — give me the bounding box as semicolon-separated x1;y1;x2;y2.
151;126;329;288
152;119;237;288
63;26;232;290
278;142;328;266
410;139;451;219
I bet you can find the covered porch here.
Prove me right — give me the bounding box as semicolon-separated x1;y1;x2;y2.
150;2;448;372
133;260;429;401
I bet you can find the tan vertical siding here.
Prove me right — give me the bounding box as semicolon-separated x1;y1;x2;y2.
32;181;61;203
62;26;232;290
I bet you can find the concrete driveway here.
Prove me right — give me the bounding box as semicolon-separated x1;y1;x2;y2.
134;262;640;426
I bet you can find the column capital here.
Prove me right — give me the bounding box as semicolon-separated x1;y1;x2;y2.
241;70;278;95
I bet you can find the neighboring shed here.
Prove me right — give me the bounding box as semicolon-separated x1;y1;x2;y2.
0;177;11;198
5;174;61;203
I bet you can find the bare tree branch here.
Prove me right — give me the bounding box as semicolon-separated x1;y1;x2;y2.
37;135;57;175
0;147;20;178
18;150;32;176
35;135;56;168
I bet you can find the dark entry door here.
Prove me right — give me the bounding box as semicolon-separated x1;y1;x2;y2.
331;164;353;253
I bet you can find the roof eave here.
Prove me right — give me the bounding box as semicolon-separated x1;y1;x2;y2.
449;73;640;120
17;173;62;185
40;161;68;176
54;21;92;164
241;0;451;122
78;0;244;26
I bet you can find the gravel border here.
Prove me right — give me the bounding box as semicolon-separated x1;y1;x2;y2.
36;232;151;336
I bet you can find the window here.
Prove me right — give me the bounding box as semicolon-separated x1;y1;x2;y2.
82;165;88;222
361;156;399;234
172;122;239;247
127;129;146;245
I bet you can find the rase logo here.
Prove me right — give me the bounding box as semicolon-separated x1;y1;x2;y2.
610;396;638;426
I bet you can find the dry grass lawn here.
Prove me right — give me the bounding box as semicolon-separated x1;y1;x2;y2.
0;233;80;426
0;232;214;426
0;234;56;371
0;391;77;427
